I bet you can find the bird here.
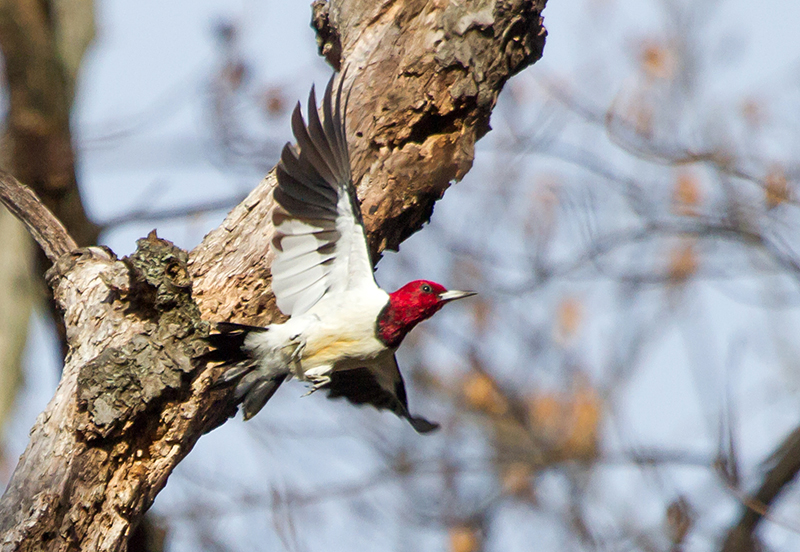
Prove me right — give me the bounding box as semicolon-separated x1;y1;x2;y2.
206;72;475;433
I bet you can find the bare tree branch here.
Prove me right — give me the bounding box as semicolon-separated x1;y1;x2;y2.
98;196;246;233
0;171;77;262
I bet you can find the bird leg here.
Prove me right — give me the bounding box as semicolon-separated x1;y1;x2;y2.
302;365;332;396
289;339;305;363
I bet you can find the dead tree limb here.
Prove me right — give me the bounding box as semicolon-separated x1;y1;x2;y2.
0;171;77;261
0;1;547;550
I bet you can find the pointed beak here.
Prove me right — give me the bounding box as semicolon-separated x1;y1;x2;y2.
438;290;477;303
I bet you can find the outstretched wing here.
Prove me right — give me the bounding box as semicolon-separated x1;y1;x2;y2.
325;354;439;434
271;74;377;316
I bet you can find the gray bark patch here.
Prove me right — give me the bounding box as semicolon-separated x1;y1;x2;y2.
76;232;208;440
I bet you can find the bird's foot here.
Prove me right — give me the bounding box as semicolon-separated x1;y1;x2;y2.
302;374;331;396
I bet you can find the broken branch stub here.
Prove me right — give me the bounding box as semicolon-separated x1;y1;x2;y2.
0;171;77;262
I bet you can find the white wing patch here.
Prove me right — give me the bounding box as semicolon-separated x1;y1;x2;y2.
271;74;377;316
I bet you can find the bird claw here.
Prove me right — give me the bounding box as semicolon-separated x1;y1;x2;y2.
302;374;331;396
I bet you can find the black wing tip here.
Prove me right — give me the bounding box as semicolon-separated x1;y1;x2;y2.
408;416;440;434
290;101;307;135
275;74;348;212
308;83;318;112
324;72;336;101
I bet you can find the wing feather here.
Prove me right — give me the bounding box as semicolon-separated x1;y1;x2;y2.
272;187;336;220
276;162;338;206
279;144;335;197
271;73;377;316
290;99;337;185
272;230;340;257
272;265;327;299
271;212;337;234
274;180;337;214
305;88;340;178
329;76;350;173
271;250;335;280
325;355;439;434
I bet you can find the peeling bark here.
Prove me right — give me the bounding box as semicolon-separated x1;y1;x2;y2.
0;0;547;549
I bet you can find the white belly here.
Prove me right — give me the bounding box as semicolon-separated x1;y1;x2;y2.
299;286;390;371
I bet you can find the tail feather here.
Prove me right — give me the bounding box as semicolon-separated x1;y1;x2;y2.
203;322;267;365
217;362;252;384
242;374;287;420
204;322;287;419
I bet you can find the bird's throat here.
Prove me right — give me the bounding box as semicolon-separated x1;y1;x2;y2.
376;297;418;349
376;293;432;348
376;302;408;348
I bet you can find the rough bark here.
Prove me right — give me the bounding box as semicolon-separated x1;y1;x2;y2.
0;0;547;550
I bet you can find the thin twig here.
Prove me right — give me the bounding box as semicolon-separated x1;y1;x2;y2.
0;170;78;261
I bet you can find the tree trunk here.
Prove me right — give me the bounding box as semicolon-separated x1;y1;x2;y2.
0;1;547;550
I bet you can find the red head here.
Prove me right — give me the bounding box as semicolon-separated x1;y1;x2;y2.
376;280;476;348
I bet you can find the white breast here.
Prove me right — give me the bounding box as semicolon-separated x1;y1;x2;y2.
298;286;390;370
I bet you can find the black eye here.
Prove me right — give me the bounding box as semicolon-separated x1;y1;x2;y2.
421;284;432;293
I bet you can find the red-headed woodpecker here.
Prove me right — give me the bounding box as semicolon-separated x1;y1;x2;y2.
207;73;475;433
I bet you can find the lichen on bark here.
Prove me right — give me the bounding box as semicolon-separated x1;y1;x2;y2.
75;232;208;440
